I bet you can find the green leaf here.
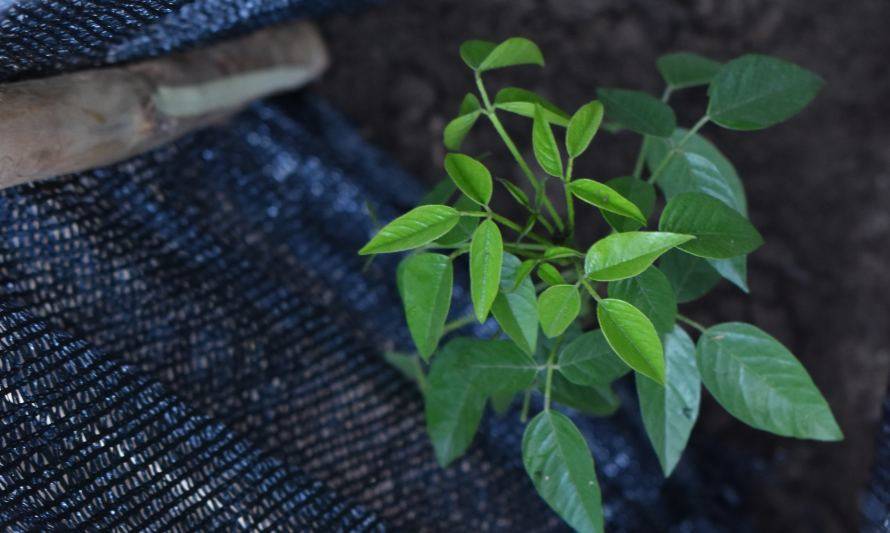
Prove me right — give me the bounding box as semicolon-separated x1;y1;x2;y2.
543;246;582;261
708;256;749;293
597;298;665;383
512;259;538;291
637;326;701;476
498;178;531;209
491;253;539;355
459;40;497;70
570;179;646;225
490;389;515;415
536;263;565;286
426;337;540;466
647;141;747;214
444;153;493;206
425;342;486;466
478;37;545;72
658;249;721;303
470;219;503;322
659;192;763;259
532;105;563;178
656;52;722;90
383;351;426;392
359;205;460;255
435;195;478;246
708;54;824;130
558;329;630;387
584;231;694;281
522;410;604;533
601;176;656;232
566;101;605;158
538;284;581;338
419;179;456;206
608;267;677;336
397;253;453;360
696;323;842;440
494;88;571;126
548;373;620;417
596;88;677;137
443;95;482;150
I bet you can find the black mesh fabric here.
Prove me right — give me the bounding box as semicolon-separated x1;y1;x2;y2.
0;1;884;531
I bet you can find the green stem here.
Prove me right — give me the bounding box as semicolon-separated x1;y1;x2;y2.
520;388;532;423
580;277;603;302
677;313;707;333
475;73;565;233
413;355;428;392
564;159;576;241
631;136;649;179
647;114;709;184
543;336;565;411
442;314;476;335
461;211;553;246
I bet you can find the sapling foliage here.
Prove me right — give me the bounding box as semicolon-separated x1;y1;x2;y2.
359;37;839;532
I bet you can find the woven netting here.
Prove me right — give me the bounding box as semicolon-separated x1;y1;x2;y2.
1;1;881;531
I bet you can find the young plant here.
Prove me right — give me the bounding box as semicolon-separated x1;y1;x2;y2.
361;39;839;532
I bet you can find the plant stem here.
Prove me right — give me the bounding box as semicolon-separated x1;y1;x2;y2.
647;114;710;184
580;277;603;302
413;355;428;392
442;314;476;335
677;313;707;333
462;211;553;246
630;88;671;179
543;336;565;411
475;73;565;233
520;388;532;423
564;159;576;241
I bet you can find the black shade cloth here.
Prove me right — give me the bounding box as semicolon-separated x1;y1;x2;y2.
0;1;885;531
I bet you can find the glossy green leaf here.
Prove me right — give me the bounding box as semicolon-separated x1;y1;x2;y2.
584;231;694;281
443;94;482;150
498;178;531;209
512;259;538;291
658;249;721;303
459;40;497;70
696;323;842;440
647;140;746;214
532;105;563;178
659;193;763;259
478;37;545;72
491;253;539;355
601;176;656;232
558;329;630;387
538;284;581;338
547;373;620;417
566;100;605;158
608;267;677;336
444;153;493;205
435;195;478;246
596;88;677;137
359;205;460;255
657;52;722;90
708;54;824;130
597;298;665;383
397;253;453;359
470;219;503;322
494;87;571;126
570;179;646;224
426;337;540;466
637;326;701;475
522;410;604;533
536;263;565;286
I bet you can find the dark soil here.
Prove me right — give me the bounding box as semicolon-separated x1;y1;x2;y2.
317;1;890;531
